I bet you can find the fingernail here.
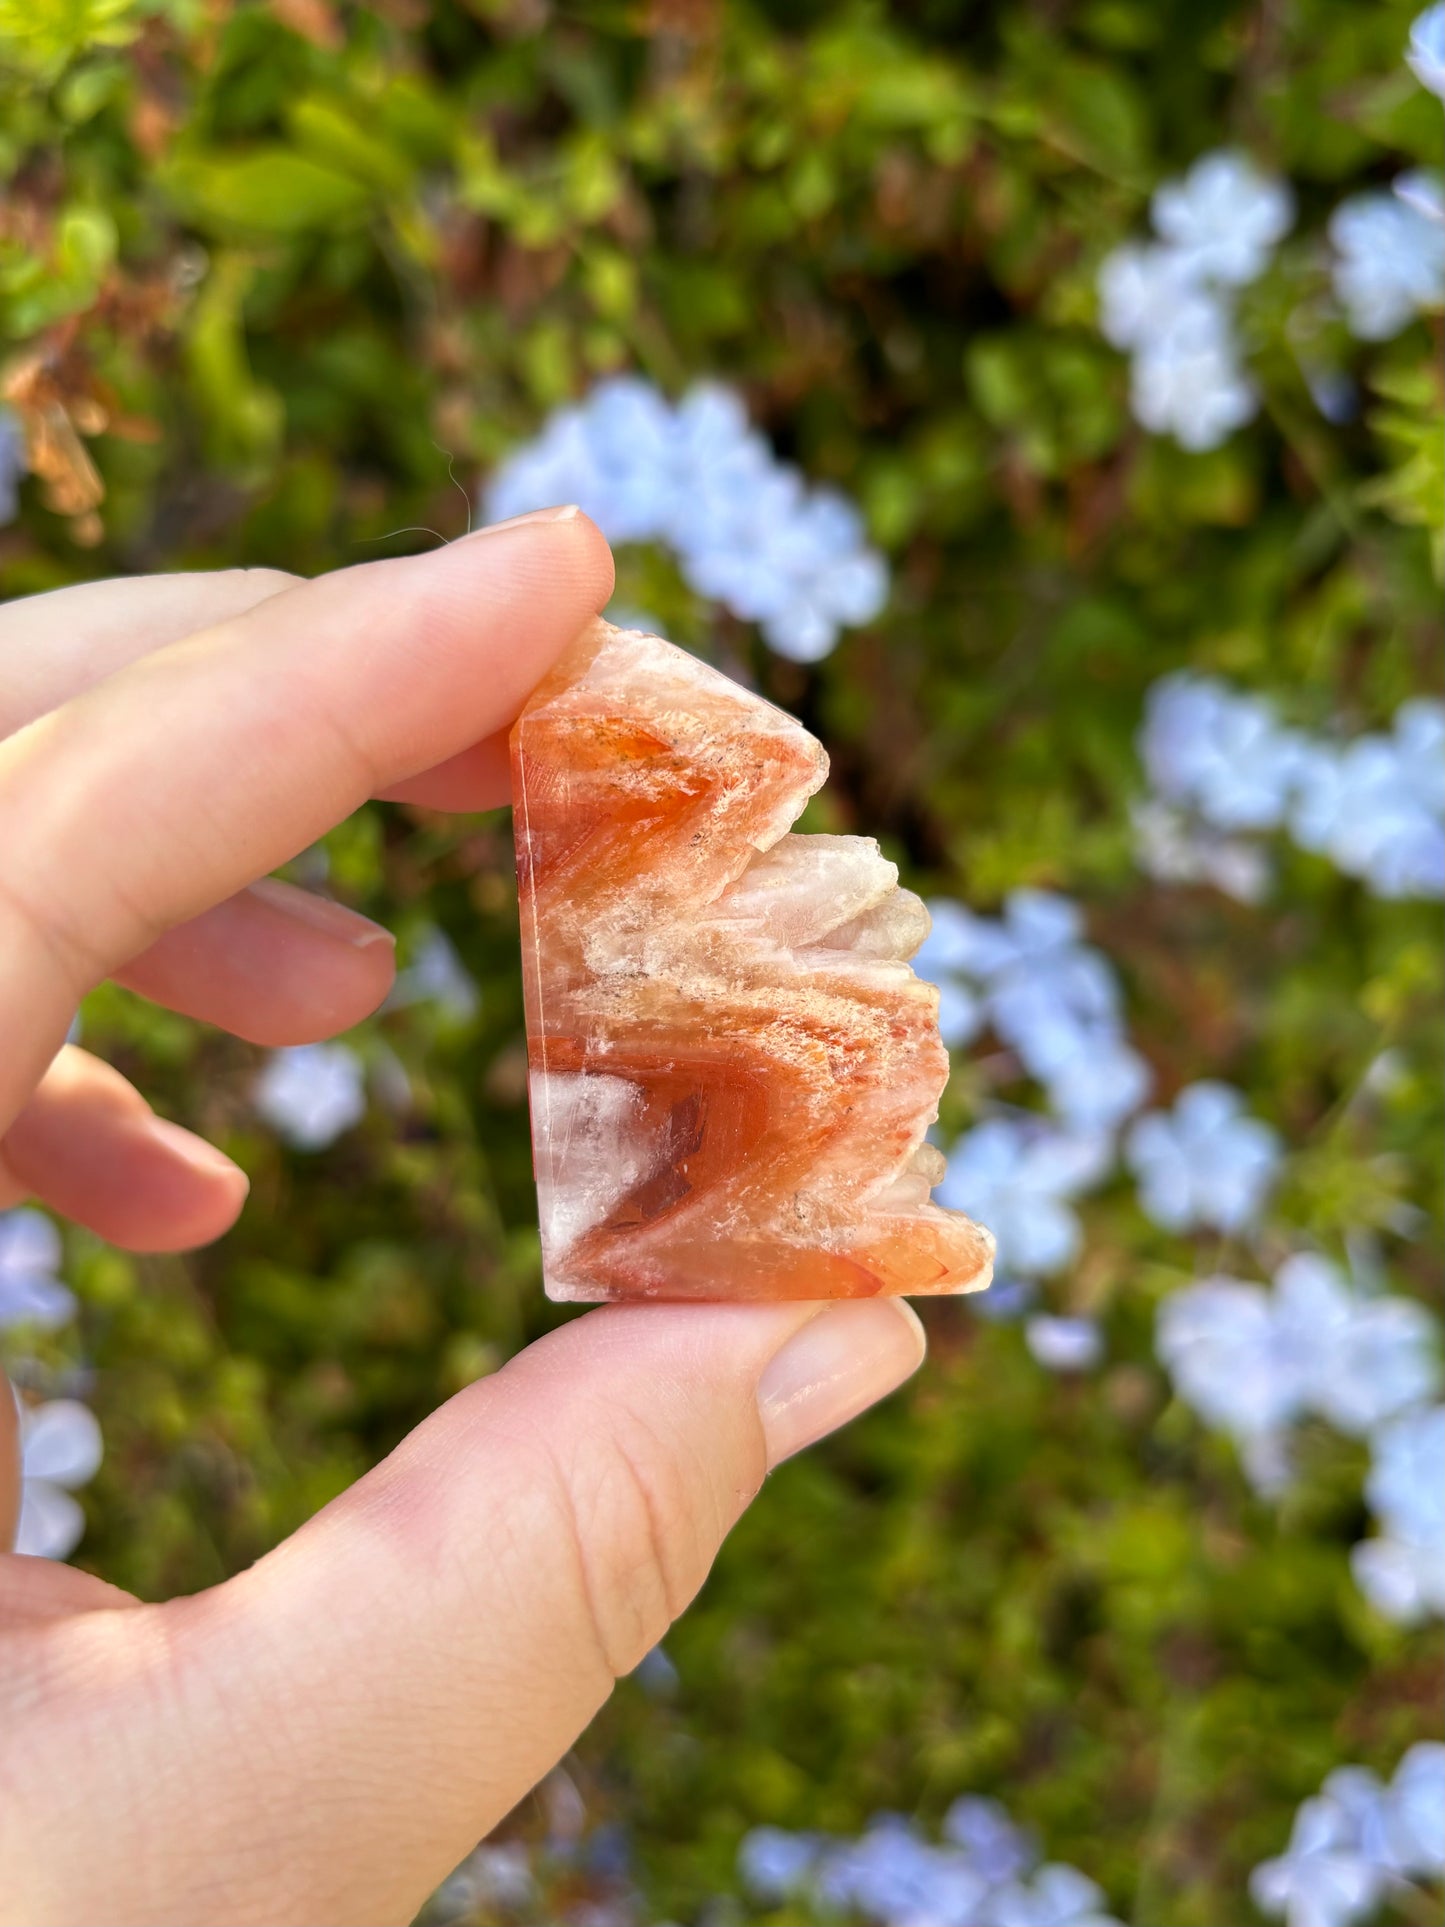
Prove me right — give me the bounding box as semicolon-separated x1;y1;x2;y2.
143;1119;251;1196
756;1298;926;1468
248;878;395;951
468;504;581;538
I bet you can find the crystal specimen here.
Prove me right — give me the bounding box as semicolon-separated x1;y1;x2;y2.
510;619;996;1302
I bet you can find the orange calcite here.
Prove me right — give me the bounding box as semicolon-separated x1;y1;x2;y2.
510;619;996;1302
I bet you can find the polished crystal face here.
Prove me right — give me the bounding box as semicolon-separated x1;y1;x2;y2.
510;619;995;1303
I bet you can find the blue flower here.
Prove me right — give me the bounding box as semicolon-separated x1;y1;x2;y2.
988;938;1113;1044
738;1803;1112;1927
1312;1757;1445;1884
1250;1795;1385;1927
431;1841;537;1916
630;1642;680;1699
1096;243;1203;351
0;1208;75;1333
1407;2;1445;98
1393;697;1445;814
485;377;888;662
387;927;480;1022
1329;187;1445;340
737;1825;826;1902
1150;151;1295;287
1131;799;1272;903
1126;1082;1280;1235
815;1817;988;1927
916;892;1149;1132
1096;151;1290;450
1313;1769;1398;1875
1250;1745;1445;1927
918;892;1072;982
940;1120;1111;1278
989;952;1111;1055
969;1273;1038;1323
1157;1276;1302;1458
1393;168;1445;226
935;976;987;1050
254;1042;367;1151
982;1863;1120;1927
1040;1039;1152;1136
1351;1403;1445;1622
0;407;24;524
914;901;1002;1049
1387;1742;1445;1877
1157;1257;1440;1493
1290;729;1445;900
1273;1254;1440;1437
941;1797;1037;1886
1128;298;1258;453
1025;1315;1104;1374
1139;678;1445;900
1140;674;1306;833
14;1396;103;1561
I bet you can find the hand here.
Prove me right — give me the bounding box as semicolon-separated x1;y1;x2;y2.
0;514;927;1927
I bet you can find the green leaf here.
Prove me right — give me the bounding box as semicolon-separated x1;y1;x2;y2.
55;54;124;120
287;95;417;195
184;251;284;469
55;203;116;280
162;149;373;235
0;0;138;79
1363;363;1445;579
1044;56;1149;180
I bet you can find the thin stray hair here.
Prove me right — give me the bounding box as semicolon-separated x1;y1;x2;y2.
358;441;474;549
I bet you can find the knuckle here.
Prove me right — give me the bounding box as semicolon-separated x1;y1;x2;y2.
544;1408;717;1680
297;682;387;797
0;863;115;997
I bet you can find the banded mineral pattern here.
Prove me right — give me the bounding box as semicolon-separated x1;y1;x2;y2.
510;619;996;1302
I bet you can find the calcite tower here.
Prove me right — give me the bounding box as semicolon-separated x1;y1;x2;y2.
511;620;995;1302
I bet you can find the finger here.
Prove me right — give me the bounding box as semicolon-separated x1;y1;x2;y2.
375;734;511;811
0;569;298;738
0;506;613;1128
0;1300;925;1920
114;878;396;1046
125;1297;927;1924
0;568;520;817
0;1555;138;1620
1;1046;248;1250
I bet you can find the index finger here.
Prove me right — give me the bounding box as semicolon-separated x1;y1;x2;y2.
0;570;519;813
0;506;613;1129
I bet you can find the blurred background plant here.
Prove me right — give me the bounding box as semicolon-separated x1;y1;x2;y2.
1;2;1441;1923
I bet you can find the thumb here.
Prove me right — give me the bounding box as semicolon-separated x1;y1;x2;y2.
128;1297;923;1925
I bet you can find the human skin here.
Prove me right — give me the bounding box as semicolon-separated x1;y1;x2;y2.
0;510;926;1927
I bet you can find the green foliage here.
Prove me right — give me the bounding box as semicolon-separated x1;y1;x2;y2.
0;0;143;83
1364;363;1445;577
0;3;1440;1923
